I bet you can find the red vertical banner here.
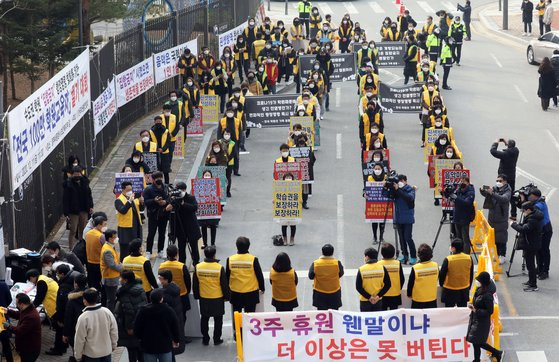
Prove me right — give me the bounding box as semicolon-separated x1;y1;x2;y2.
187;106;204;137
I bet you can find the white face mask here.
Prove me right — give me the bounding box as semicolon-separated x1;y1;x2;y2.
435;121;442;127
113;238;119;245
398;181;405;188
371;128;379;134
446;152;454;158
367;79;373;83
428;86;434;92
164;112;171;116
303;99;309;105
366;92;373;98
234;92;240;98
180;191;187;198
266;44;271;49
313;74;319;80
298;111;305;116
285;178;293;181
422;67;429;72
374;142;381;148
73;162;79;167
126;191;133;197
373;157;381;162
439;139;447;145
435;109;442;114
495;182;503;188
225;53;230;58
133;157;140;163
475;280;482;288
204;50;209;55
281;151;289;158
187;81;193;86
226;112;234;118
249;21;255;26
309;84;315;89
213;147;221;153
232;102;238;108
259;67;264;72
294;131;301;136
374;169;383;176
142;136;150;143
101;226;108;232
203;174;212;179
170;96;177;101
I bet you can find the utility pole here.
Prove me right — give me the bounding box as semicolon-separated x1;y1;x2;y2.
78;0;84;46
503;0;508;30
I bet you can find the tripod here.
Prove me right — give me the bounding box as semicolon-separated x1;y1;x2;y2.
168;200;195;268
431;210;454;251
506;214;526;278
375;198;400;259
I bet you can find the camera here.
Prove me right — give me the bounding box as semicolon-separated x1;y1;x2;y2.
512;183;535;209
383;170;399;194
167;184;184;206
443;184;457;199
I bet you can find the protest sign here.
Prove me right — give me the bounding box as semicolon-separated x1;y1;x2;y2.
433;158;463;197
174;133;185;159
186;106;203;137
274;162;302;181
115;58;155;107
241;308;472;362
92;78;117;136
423;128;449;164
8;49;91;190
218;21;248;56
314;119;321;147
273;180;302;224
428;155;435;188
299;54;356;82
379;83;422;113
377;41;406;67
441;169;471;211
191;177;221;219
197;166;227;205
200;95;219;123
289;147;314;184
114;172;145;194
245;95;298;128
362;149;391;180
153;38;198;84
289;116;314;147
364;181;394;223
143;152;158;173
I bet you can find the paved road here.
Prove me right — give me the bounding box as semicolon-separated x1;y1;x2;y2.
174;1;559;361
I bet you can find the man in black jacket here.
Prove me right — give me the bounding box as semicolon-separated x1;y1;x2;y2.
490;139;519;220
511;203;543;292
46;241;85;274
158;270;185;356
62;274;88;349
62;166;94;250
452;177;475;253
457;1;472;40
172;181;202;265
143;171;171;259
46;264;77;355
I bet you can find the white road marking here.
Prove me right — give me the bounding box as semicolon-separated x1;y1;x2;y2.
368;1;385;13
547;188;556;201
336;133;342;159
514;84;529;103
441;1;455;11
516;351;549;362
490;53;503;68
344;2;359;14
337;194;345;259
417;1;435;13
317;2;333;15
335;86;341;107
545;129;559;151
499;332;519;337
515;167;555;189
502;316;559;320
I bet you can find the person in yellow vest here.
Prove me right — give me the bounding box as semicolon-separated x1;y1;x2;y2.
439;239;474;307
159;244;192;322
308;243;344;310
383;22;401;41
379;17;392;38
181;77;201;107
115;181;144;261
25;269;58;320
161;103;180;165
193;245;230;345
364;123;388;151
356;248;391;312
150;116;171;184
290;17;305;51
100;229;123;312
270;252;298;312
309;6;322;39
378;243;405;310
85;215;106;292
251;32;266;63
226;237;265;331
177;48;197;85
234;34;250;81
298;0;312;38
122;240;158;298
219;130;236;197
420;81;439;146
359;100;384;145
135;129;158;155
536;0;546;35
422;16;437;35
197;46;216;77
407;244;439;309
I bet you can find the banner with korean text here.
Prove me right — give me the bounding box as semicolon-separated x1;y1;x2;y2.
241;308;472;362
153;38;198;84
8;49;91;191
365;181;393;223
273;180;302;224
115;58;155;107
92;78;117;136
218;21;248;56
200;95;219;123
191;178;221;219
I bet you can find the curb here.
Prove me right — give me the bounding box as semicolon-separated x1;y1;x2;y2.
475;3;530;46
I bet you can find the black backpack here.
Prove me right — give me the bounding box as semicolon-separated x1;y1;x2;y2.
272;235;284;246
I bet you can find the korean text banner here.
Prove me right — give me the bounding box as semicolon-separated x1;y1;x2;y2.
197;166;227;205
115;57;155;107
379;83;422;113
242;308;472;362
191;178;221;220
114;172;145;194
8;49;91;191
154;38;198;84
299;54;356;82
365;181;394;223
377;42;406;67
200;95;219;123
92;78;117;136
245;95;298;128
218;21;248;56
273;180;302;223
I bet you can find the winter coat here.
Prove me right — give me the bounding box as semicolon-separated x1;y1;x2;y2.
393;184;415;224
62;176;94;215
511;209;543;251
176;193;202;241
489;143;519;180
481;184;511;225
6;305;41;354
522;1;534;23
116;279;147;348
538;69;558;98
543;4;554;24
467;281;496;344
551;56;559;86
162;283;183;323
55;271;78;320
63;289;86;346
134;302;180;354
74;304;118;360
58;248;86;274
453;184;475;224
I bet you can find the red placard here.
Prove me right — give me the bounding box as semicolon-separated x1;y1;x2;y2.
186;106;203;137
274;162;302;180
364;181;394;223
441;169;471;211
191;177;222;219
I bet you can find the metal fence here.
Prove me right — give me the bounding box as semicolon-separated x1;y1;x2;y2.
0;0;263;250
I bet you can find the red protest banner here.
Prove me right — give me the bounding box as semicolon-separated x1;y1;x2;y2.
441;169;470;211
187;106;204;137
274;162;302;180
364;181;394;223
191;177;221;219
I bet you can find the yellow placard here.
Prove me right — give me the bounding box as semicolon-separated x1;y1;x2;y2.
273;180;303;223
289;116;315;148
200;94;219;123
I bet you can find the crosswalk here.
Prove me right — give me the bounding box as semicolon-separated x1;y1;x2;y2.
417;0;436;14
310;0;462;18
368;1;386;13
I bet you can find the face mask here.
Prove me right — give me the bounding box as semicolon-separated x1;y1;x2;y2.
73;162;79;167
343;21;348;24
298;111;305;116
374;169;383;176
366;92;373;98
225;53;230;58
155;179;163;186
311;43;317;48
249;22;255;26
258;67;264;72
371;128;379;134
142;136;150;143
428;86;434;92
133;157;140;163
213;147;221;153
203;174;211;179
285;178;293;181
313;74;319;80
435;109;442;114
439;139;447;145
422;67;430;72
126;191;133;197
216;66;221;71
384;21;389;25
367;79;373;83
204;50;209;55
435;121;442;127
294;131;301;136
180;191;186;198
374;142;381;148
326;45;331;50
232;102;238;109
226;112;234;118
113;238;119;245
164;112;171;116
303;99;309;105
313;10;318;14
283;43;289;47
266;44;271;49
239;38;244;42
224;134;231;140
234;92;240;98
309;84;315;89
495;182;503;188
373;157;381;162
267;59;273;64
187;81;193;87
475;280;482;288
101;226;108;232
446;152;454;158
398;181;405;188
281;151;289;158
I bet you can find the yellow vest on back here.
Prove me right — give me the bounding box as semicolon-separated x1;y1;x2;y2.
122;255;151;292
378;259;402;297
196;261;224;299
270;268;297;302
116;194;142;228
411;261;439;302
38;275;58;318
358;262;385;301
313;257;340;293
135;141;157;153
443;253;472;290
228;254;258;293
162;114;178;142
100;243;121;280
160;260;188;296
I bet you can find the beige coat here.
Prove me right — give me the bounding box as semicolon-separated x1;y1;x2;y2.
74;304;118;359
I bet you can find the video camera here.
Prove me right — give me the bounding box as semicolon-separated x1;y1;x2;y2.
443;184;457;199
512;183;536;209
383;170;400;194
167;184;184;206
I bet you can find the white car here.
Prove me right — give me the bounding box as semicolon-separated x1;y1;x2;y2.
527;30;559;64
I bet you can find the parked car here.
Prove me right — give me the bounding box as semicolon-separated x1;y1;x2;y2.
527;31;559;65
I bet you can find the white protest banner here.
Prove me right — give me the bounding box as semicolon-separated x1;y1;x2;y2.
218;21;248;56
242;308;472;362
115;58;154;107
92;78;117;136
153;38;198;84
8;49;90;191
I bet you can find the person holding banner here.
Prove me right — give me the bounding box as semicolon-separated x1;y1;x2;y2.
309;244;344;310
115;181;144;260
219;108;242;176
360;101;385;144
270;252;299;312
198;170;221;248
453;176;475;253
358;85;379;116
407;244;438;308
177;48;197;85
126;150;151;175
367;163;387;243
197;46;217;77
356;248;391;312
379;243;405;310
181;77;200;107
279;173;299;246
219;131;236;197
210;62;230;113
363;123;388;151
439;239;474;307
150;116;172;184
234;34;250;82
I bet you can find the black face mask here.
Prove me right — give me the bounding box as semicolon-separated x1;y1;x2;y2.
242;89;248;95
72;176;82;182
460;183;467;189
155;179;163;186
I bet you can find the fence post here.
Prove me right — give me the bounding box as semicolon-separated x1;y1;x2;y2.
138;23;148;115
204;0;209;46
173;11;180;91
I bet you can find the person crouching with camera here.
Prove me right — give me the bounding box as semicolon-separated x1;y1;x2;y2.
511;202;543;292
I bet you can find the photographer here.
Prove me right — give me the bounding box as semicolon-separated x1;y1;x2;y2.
144;171;171;259
511;203;543;292
480;174;511;264
172;182;202;265
528;188;553;280
452;177;475;254
490;139;519;220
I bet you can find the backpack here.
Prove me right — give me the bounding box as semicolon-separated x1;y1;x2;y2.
272;235;284;246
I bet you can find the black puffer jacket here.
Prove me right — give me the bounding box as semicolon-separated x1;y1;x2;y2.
490;142;519;180
467;280;496;344
62;176;93;215
116;279;147;348
55;271;78;320
511;209;543;251
63;288;86;346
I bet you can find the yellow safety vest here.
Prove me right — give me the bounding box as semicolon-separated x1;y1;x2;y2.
228;254;259;293
313;257;340;293
122;255;151;292
378;259;402;297
37;275;58;318
219;117;241;140
196;261;224;299
275;156;295;163
443;253;472;290
160;260;188;296
149;129;170;154
270;268;297;302
116;194;142;228
290;25;303;40
85;228;104;264
100;243;121;280
411;261;439;302
365;132;385;149
361;113;381;139
161;114;178;142
135;141;158;153
423;23;435;35
422;90;439;110
358;262;385;302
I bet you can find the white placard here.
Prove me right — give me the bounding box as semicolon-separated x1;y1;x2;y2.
115;57;155;107
8;49;91;191
92;78;117;136
218;21;248;56
153;38;198;84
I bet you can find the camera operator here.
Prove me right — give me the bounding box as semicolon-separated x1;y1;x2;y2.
511;203;543;292
528;188;553;280
490;138;519;220
385;174;417;265
172;182;202;265
144;171;171;259
480;174;511;264
452;177;475;254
